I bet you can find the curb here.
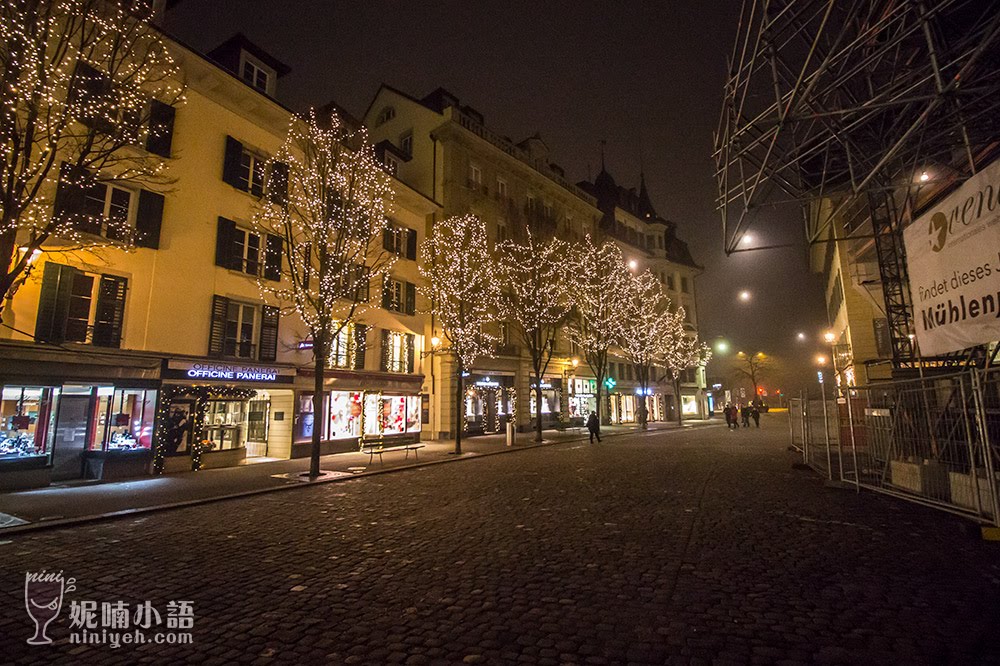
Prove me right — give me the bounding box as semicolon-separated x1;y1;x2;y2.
0;422;720;537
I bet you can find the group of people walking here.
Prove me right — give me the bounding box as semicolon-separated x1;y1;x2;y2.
724;403;760;429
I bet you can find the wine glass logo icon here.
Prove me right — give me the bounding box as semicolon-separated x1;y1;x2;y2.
24;571;73;645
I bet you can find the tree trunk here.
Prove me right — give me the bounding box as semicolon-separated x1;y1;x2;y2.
454;360;463;455
310;341;325;478
534;370;544;443
674;377;683;426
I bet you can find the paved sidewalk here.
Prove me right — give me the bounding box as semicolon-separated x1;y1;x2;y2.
0;419;716;532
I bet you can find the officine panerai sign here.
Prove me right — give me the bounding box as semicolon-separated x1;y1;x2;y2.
904;158;1000;356
163;359;295;384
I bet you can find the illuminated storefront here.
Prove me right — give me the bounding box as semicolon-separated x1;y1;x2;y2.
567;378;597;424
158;358;297;472
464;375;516;435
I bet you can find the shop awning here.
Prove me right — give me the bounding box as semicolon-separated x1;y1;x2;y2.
0;341;161;385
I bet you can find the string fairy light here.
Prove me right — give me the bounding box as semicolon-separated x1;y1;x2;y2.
0;0;184;307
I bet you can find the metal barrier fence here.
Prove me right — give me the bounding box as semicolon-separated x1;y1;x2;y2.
788;367;1000;526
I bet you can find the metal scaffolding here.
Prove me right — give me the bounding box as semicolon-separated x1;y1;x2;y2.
714;0;1000;367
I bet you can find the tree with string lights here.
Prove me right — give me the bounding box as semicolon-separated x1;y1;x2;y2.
0;0;182;311
252;110;394;479
659;320;711;425
420;214;498;455
618;269;672;429
566;237;630;426
497;229;571;442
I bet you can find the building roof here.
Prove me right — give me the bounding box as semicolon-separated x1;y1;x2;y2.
206;33;292;78
578;166;701;269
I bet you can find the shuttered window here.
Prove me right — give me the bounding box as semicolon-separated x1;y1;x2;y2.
53;163;163;247
207;295;278;362
34;262;126;347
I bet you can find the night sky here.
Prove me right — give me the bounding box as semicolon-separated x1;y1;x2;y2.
164;0;829;391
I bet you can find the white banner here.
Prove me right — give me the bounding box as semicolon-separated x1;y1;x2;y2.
904;160;1000;355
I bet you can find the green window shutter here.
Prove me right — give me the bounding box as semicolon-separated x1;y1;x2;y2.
406;228;417;260
215;217;236;268
92;274;128;348
146;100;175;158
207;295;229;358
135;189;165;249
379;329;389;371
406;333;415;373
259;305;279;362
34;262;76;343
405;282;416;315
353;324;367;370
222;136;244;188
263;233;282;282
53;162;90;229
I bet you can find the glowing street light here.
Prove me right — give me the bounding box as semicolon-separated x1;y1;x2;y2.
739;290;751;302
796;332;806;341
714;340;730;354
824;331;836;344
816;355;827;365
741;234;754;245
919;171;930;182
571;357;579;368
628;259;638;271
430;336;441;349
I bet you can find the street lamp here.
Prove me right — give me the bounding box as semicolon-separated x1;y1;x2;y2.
571;357;579;368
628;259;638;271
742;234;754;245
430;336;441;349
816;354;827;365
796;332;806;341
739;290;751;302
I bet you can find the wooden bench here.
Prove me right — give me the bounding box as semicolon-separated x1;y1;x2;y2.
360;443;426;465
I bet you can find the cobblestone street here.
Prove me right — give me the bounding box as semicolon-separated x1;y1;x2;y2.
2;416;998;665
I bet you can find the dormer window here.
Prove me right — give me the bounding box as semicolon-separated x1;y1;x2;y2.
376;106;396;126
239;53;274;95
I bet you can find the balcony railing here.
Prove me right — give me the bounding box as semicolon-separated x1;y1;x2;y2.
452;109;598;206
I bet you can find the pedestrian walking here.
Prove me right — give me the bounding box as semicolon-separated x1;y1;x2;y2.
586;411;601;443
751;404;760;428
724;403;734;430
741;404;751;428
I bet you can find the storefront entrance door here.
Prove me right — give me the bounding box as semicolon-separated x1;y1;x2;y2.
51;393;91;480
245;398;270;458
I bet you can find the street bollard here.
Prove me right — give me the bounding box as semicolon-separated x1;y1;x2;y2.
506;421;515;447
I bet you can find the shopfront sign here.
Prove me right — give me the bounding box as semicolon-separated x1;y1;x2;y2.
164;360;294;384
904;158;1000;355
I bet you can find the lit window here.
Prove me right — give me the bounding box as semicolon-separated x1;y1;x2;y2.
384;154;399;176
239;148;266;196
80;182;134;240
385;331;408;373
224;302;259;359
232;227;263;276
376;106;396;126
241;59;269;93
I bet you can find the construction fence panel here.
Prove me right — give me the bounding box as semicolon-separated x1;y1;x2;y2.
795;369;1000;526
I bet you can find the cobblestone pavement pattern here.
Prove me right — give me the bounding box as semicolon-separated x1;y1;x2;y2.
1;416;999;664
